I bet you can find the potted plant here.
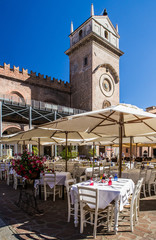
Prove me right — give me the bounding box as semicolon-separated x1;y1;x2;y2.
11;150;46;180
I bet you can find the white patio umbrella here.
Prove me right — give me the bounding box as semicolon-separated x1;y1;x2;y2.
38;104;156;177
0;128;99;171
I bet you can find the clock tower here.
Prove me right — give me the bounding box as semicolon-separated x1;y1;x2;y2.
65;5;124;111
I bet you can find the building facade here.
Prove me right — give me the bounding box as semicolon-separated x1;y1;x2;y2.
0;6;123;136
3;5;154;159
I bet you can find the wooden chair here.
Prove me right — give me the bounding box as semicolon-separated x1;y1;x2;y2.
0;163;6;180
78;186;113;239
65;178;77;222
79;175;87;182
92;166;100;178
43;173;60;201
139;169;147;197
13;171;23;190
54;164;64;172
136;178;144;222
147;169;156;196
73;164;81;182
119;179;142;232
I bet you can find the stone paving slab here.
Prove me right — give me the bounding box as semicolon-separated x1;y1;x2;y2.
0;218;17;240
0;180;156;240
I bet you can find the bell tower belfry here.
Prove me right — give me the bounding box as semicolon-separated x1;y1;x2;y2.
65;5;124;111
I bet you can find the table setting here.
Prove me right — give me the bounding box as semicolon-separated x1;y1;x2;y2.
71;176;135;233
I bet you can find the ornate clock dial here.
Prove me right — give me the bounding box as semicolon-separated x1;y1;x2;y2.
99;74;114;97
103;79;111;92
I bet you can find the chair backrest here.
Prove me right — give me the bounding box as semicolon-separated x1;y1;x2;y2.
54;164;64;172
78;186;98;211
130;179;141;212
92;166;100;177
79;175;87;182
148;169;156;184
137;177;143;194
65;179;77;205
65;178;76;191
73;164;81;178
139;169;147;183
0;163;5;170
43;173;56;186
136;163;141;169
103;166;110;176
48;163;54;170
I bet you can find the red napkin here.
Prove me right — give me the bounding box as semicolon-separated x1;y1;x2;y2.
90;182;94;186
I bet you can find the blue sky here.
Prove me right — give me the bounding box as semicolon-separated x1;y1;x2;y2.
0;0;156;110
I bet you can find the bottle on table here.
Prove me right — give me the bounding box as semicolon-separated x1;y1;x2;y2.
108;177;112;186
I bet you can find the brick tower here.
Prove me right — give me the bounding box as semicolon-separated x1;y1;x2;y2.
65;5;124;111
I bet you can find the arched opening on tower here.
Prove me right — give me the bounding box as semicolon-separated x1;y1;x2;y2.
3;126;21;136
105;30;108;39
10;91;25;104
102;100;111;109
79;30;83;40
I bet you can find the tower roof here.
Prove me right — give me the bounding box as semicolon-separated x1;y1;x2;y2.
69;14;119;39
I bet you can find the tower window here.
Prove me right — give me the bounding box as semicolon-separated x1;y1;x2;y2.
79;30;83;39
105;30;108;39
126;148;129;153
84;57;88;66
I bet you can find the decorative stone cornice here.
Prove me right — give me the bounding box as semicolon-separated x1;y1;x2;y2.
65;32;124;57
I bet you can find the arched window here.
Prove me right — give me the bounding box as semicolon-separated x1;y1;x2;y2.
105;30;108;39
3;126;21;135
102;100;111;109
79;30;83;40
10;91;25;104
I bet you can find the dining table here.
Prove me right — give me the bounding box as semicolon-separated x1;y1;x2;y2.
112;168;152;184
34;171;72;199
70;178;135;234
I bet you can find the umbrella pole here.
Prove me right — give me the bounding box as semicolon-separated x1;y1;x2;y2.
38;138;40;156
130;136;133;169
119;113;123;178
93;142;95;165
23;140;26;151
136;143;138;158
65;132;68;172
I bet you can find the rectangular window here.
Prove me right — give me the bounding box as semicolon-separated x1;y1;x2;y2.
84;57;88;66
126;148;128;153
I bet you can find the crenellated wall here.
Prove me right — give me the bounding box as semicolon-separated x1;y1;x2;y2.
0;63;71;106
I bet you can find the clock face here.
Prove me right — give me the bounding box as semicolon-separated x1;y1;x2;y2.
99;74;114;97
103;79;111;92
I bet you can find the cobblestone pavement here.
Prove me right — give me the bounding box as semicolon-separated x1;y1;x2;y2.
0;181;156;240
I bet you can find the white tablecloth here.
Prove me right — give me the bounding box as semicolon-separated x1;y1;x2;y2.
71;178;134;211
71;178;134;233
112;169;152;184
34;172;72;189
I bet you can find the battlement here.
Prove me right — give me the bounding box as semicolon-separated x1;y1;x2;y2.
0;63;70;92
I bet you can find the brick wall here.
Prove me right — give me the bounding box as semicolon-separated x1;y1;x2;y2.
0;63;71;106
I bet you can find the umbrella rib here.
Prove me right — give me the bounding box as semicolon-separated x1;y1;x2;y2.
51;137;59;143
88;111;115;133
98;113;118;123
86;115;109;120
145;136;154;141
96;123;116;127
50;131;58;138
77;132;84;140
86;112;117;123
111;137;118;143
124;117;152;124
134;115;156;132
